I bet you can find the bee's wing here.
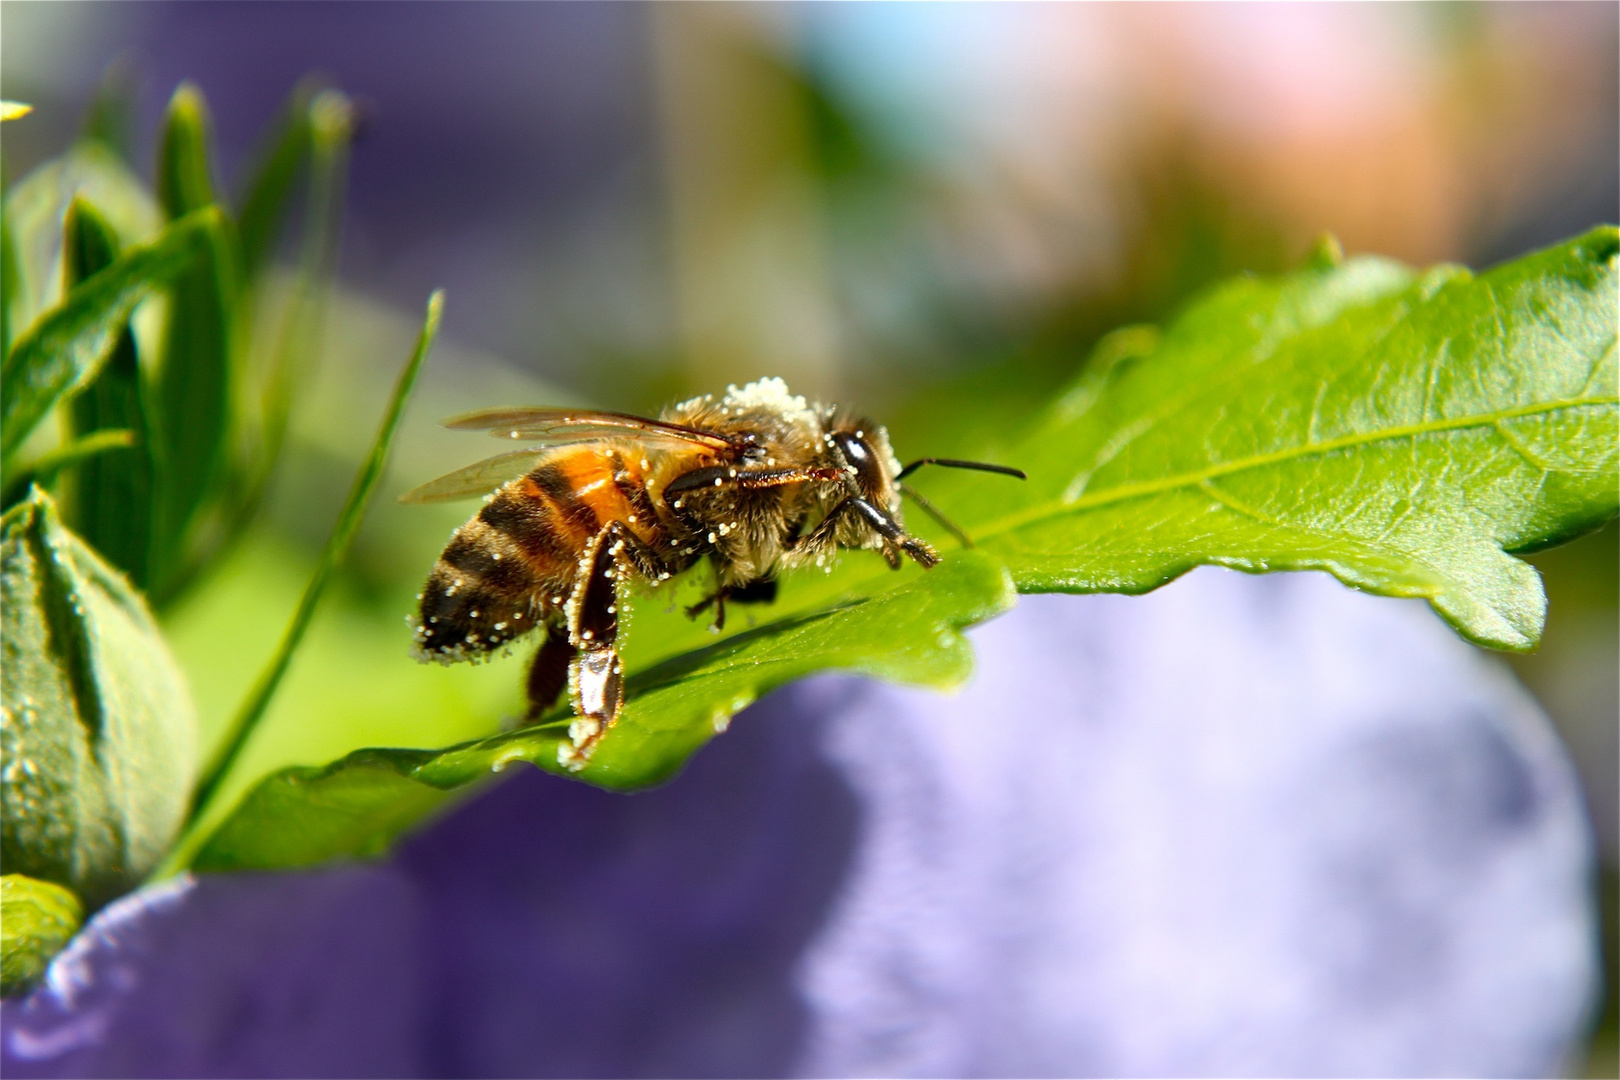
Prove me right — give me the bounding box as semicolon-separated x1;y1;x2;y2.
397;446;569;504
443;406;735;451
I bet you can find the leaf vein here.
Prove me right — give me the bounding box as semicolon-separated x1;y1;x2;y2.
984;395;1616;539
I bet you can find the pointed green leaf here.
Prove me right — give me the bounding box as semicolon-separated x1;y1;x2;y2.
59;200;156;585
1;207;223;466
151;84;241;597
1;490;198;907
157;83;218;221
919;226;1618;651
1;873;82;995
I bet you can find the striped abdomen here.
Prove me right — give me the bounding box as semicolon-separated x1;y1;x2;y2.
413;446;677;662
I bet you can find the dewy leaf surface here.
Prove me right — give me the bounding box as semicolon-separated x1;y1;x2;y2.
1;491;199;907
189;553;1014;871
186;229;1615;874
921;226;1617;651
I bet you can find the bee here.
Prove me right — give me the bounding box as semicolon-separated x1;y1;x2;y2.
401;378;1023;767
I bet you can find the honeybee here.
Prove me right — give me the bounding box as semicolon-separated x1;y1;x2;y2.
402;378;1022;766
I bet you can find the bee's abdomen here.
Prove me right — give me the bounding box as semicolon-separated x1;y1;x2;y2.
415;480;584;660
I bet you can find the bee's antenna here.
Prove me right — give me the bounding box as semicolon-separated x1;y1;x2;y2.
899;483;975;549
895;458;1026;482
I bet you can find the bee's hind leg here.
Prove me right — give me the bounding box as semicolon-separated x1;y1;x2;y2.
558;523;642;768
522;624;574;724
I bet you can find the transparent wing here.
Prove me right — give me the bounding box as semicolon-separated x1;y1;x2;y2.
397;446;564;504
443;406;734;451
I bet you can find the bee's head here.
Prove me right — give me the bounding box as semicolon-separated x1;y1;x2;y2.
827;423;902;514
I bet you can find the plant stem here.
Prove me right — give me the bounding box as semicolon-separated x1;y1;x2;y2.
185;290;442;825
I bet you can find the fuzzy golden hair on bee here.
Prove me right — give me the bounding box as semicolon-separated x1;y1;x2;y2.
400;377;1025;768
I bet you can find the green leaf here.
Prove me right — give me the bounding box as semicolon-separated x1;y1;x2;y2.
0;873;82;995
181;227;1616;875
1;191;16;362
1;490;198;907
62;199;156;586
189;552;1013;872
1;207;223;467
157;83;219;221
922;226;1617;651
4;142;163;335
150;84;241;600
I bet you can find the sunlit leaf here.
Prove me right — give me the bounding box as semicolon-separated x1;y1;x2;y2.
0;873;82;995
924;225;1617;651
1;491;198;907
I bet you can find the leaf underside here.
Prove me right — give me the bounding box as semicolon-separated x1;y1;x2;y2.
188;227;1617;874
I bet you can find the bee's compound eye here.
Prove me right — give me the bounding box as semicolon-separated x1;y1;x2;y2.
832;431;867;464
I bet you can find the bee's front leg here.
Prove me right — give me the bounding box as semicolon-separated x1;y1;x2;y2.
559;525;630;769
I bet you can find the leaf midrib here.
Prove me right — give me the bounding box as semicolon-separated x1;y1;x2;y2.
977;393;1617;541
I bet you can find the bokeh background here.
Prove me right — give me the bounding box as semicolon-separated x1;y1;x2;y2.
3;1;1616;1072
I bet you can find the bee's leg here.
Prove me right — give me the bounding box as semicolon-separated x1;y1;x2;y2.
685;588;728;631
559;523;646;767
790;495;940;569
522;624;574;723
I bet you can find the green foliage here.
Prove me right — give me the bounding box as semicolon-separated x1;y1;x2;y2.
64;199;156;585
933;225;1616;651
183;229;1618;875
0;206;223;467
2;81;353;608
190;553;1013;871
151;85;241;596
1;490;197;908
0;78;353;979
0;874;82;995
